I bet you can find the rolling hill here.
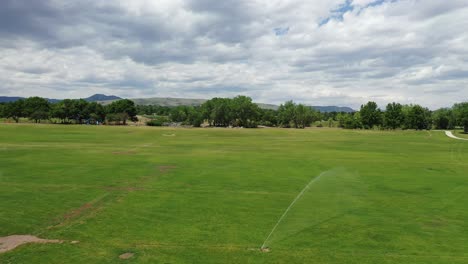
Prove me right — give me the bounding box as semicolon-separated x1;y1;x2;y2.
0;94;121;103
1;94;354;112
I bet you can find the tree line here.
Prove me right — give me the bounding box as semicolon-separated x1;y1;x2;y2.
336;101;468;132
1;95;467;132
144;96;319;128
0;97;137;125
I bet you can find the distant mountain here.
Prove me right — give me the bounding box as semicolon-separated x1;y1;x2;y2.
0;96;60;103
256;103;279;110
311;106;354;113
253;104;355;112
85;94;122;102
0;94;354;112
120;97;354;113
131;97;207;107
0;94;121;103
0;96;24;103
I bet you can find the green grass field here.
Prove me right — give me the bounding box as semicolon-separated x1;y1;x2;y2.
1;124;468;263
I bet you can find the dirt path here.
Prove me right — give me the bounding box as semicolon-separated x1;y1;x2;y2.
445;131;468;141
0;235;63;253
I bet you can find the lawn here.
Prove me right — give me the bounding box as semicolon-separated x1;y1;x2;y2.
0;124;467;263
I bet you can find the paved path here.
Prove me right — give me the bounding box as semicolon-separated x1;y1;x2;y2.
445;131;468;141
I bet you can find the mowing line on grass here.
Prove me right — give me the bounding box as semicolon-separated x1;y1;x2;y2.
108;241;468;260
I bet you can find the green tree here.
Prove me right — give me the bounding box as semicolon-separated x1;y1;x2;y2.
0;103;5;118
63;99;79;122
231;95;259;128
336;113;345;128
50;102;67;123
85;102;105;124
294;104;313;128
29;110;49;123
278;101;296;128
170;106;189;123
71;99;90;124
258;109;278;127
106;99;137;125
24;97;50;123
201;98;232;127
186;107;204;127
340;112;362;129
3;100;25;123
406;105;432;130
50;99;83;123
453;102;468;133
384;102;404;129
432;108;454;130
360;101;381;129
327;117;334;128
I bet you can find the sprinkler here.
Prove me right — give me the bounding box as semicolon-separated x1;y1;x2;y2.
260;247;270;252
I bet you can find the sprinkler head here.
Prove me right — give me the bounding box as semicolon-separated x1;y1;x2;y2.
260;247;270;252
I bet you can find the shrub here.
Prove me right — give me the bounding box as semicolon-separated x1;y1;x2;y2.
146;119;164;126
147;116;170;126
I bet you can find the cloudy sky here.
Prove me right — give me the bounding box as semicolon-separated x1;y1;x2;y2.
1;0;467;109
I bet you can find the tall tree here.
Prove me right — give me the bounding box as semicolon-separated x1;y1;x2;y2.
24;97;50;123
258;109;278;127
106;99;137;125
231;95;259;128
432;108;454;130
0;103;5;118
201;98;233;127
294;104;313;129
170;106;189;122
360;101;381;129
85;102;105;124
71;99;90;124
406;105;432;130
3;100;25;123
384;102;404;129
186;106;204;127
453;102;468;133
278;101;296;128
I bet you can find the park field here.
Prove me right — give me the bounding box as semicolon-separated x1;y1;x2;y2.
1;124;468;263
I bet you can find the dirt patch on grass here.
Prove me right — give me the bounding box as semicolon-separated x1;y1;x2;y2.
119;252;135;259
112;151;137;155
103;186;145;192
49;194;109;229
0;235;63;253
158;165;177;174
63;203;93;220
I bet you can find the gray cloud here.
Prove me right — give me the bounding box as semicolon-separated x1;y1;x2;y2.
0;0;467;109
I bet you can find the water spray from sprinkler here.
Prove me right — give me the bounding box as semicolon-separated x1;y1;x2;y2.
260;171;328;249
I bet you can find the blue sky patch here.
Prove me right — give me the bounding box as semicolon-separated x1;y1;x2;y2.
274;27;290;36
319;0;391;26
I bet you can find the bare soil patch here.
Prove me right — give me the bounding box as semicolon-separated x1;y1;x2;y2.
63;203;93;220
0;235;63;253
119;252;135;259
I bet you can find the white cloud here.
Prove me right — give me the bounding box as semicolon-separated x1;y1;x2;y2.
0;0;467;109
